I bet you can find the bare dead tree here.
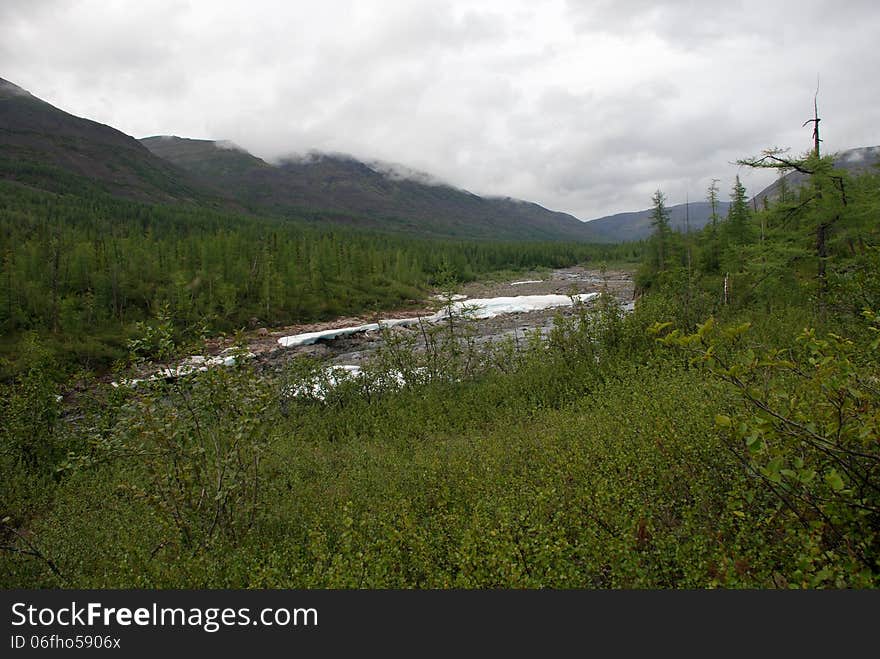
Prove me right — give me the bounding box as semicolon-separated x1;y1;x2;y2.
735;87;847;312
803;81;822;158
805;83;830;306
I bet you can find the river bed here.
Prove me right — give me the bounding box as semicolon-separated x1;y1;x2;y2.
250;266;633;369
116;266;634;387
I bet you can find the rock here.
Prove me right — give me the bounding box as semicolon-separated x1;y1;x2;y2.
299;344;331;358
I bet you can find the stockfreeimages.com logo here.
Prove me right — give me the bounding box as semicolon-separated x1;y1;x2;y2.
11;602;318;633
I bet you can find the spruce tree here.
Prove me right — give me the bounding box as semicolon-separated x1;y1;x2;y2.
703;178;721;273
726;175;752;244
650;189;671;272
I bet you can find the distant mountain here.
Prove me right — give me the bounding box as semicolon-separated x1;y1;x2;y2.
141;136;598;241
2;77;596;241
753;145;880;206
585;146;880;242
0;77;216;203
584;200;732;243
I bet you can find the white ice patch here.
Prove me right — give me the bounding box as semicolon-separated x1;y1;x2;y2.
510;280;543;286
111;352;254;388
278;323;380;348
435;293;598;320
277;319;422;348
287;364;421;400
290;364;362;399
278;293;598;348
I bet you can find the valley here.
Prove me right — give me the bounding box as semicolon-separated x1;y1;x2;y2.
258;265;633;370
2;72;880;590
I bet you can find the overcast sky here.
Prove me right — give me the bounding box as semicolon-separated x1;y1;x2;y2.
2;0;879;219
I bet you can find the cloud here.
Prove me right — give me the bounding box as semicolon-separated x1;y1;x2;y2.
2;0;879;219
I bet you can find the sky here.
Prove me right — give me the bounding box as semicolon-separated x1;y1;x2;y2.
2;0;879;219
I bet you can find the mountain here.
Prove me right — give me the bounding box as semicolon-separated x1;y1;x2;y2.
1;76;597;240
586;146;880;242
12;75;783;244
752;145;880;206
141;136;598;241
0;77;219;203
583;200;732;243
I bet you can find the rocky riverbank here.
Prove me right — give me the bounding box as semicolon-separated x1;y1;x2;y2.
231;266;634;370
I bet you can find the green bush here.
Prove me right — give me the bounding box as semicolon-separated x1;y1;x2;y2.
656;311;880;587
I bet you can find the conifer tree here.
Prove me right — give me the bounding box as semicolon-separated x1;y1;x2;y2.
726;175;752;244
702;179;722;273
650;189;671;272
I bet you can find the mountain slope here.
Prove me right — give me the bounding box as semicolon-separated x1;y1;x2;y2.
2;76;595;240
0;78;218;203
142;136;599;241
584;200;732;243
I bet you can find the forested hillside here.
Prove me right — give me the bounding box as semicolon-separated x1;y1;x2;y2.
3;135;878;588
2;78;640;376
141;136;600;241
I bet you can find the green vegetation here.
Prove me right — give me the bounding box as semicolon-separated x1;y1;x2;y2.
2;142;879;588
0;179;634;377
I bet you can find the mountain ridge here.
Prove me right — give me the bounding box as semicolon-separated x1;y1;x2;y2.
2;77;598;241
6;76;878;244
0;77;220;203
583;200;733;243
581;145;880;242
141;135;599;241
